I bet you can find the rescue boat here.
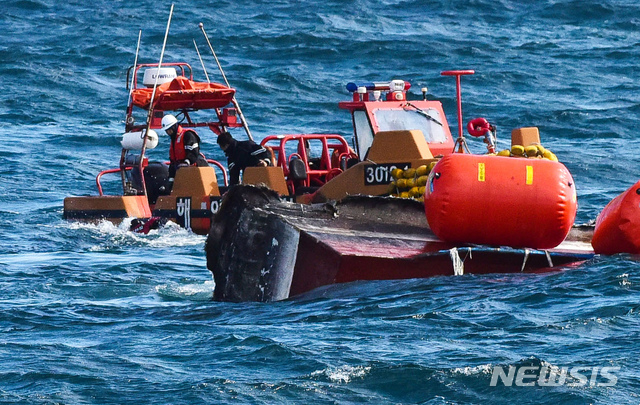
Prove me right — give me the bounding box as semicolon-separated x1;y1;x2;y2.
63;62;243;234
591;180;640;255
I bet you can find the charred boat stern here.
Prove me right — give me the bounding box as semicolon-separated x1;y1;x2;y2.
206;186;299;302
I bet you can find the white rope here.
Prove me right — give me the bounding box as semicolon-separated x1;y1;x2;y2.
450;248;464;276
545;250;553;267
521;248;530;272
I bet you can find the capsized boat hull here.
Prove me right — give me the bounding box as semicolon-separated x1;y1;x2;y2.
205;185;594;302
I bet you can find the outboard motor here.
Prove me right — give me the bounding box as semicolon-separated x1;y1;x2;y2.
127;155;171;205
143;162;171;205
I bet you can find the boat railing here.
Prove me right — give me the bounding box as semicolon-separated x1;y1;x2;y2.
96;158;228;196
96;167;133;196
206;159;228;187
261;134;355;193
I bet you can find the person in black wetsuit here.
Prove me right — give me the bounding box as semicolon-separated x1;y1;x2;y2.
216;131;271;185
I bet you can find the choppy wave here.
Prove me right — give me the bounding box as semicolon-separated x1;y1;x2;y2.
3;0;640;403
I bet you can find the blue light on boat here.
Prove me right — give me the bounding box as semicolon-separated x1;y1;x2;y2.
346;82;376;92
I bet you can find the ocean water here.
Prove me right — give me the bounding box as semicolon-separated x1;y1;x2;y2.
2;0;640;403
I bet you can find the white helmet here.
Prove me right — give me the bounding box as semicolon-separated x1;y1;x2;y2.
161;114;178;131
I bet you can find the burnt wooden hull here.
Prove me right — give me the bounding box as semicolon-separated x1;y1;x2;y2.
205;186;594;302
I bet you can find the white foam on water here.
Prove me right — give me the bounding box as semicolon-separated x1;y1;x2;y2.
311;365;371;383
155;279;215;301
63;218;205;249
617;273;631;287
452;363;493;376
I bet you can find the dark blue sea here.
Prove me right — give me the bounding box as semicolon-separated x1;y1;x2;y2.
2;0;640;403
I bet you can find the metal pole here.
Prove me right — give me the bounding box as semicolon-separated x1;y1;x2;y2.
441;70;474;153
193;39;210;83
139;4;174;198
194;39;229;133
199;22;254;141
145;4;174;127
455;75;463;141
122;29;143;193
454;75;464;152
127;30;142;107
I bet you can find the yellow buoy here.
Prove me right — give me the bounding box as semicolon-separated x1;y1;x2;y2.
386;181;397;194
525;145;539;157
416;165;429;177
543;150;558;161
416;175;428;187
391;168;404;180
396;178;407;189
406;177;417;188
497;149;511;157
511;145;525;156
403;168;417;179
428;161;438;171
409;186;421;197
400;191;410;199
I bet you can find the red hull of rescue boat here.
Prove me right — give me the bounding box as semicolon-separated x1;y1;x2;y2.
592;180;640;255
424;153;577;250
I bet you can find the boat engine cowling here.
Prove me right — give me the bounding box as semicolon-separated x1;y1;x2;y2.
424;153;577;250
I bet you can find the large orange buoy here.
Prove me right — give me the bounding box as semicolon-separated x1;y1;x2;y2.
591;180;640;255
424;153;577;249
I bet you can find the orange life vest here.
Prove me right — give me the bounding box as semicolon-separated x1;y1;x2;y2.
169;126;195;163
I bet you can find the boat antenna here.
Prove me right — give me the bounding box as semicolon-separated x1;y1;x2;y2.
198;22;254;141
193;39;210;84
145;4;174;128
126;30;142;120
120;29;143;193
139;4;174;198
195;38;230;133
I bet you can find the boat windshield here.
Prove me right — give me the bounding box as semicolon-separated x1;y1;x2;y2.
373;108;448;144
353;110;374;158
